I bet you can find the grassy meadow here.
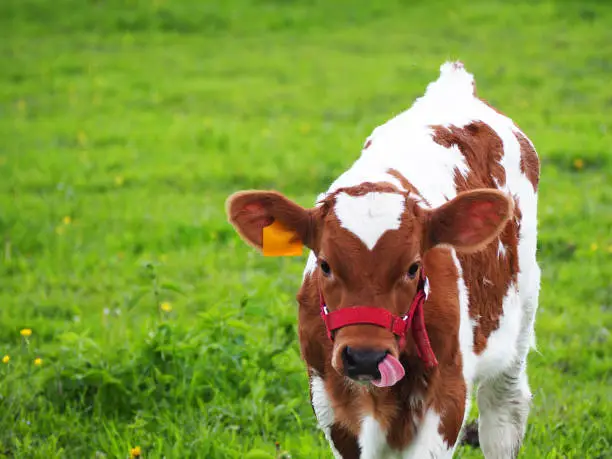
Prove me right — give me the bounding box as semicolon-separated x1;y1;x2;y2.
1;0;611;457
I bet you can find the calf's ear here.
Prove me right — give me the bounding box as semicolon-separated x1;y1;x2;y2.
424;189;513;253
226;190;318;256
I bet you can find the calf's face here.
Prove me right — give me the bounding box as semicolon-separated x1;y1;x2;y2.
226;185;512;384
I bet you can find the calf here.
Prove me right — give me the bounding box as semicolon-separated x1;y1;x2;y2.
226;62;540;458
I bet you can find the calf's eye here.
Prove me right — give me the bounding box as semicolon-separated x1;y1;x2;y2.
320;260;332;277
407;262;420;280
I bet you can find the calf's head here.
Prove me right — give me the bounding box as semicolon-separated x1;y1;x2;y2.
226;184;512;385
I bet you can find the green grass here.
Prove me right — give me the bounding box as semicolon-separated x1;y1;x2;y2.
1;0;611;457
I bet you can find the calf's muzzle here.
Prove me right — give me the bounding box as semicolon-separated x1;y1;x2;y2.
342;346;387;381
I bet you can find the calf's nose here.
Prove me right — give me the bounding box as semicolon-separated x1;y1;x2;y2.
342;346;388;381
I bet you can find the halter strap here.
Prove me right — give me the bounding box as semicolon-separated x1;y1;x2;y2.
319;270;438;368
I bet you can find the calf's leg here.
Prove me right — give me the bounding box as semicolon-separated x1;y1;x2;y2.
477;362;531;459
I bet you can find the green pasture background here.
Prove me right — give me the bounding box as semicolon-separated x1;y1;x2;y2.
1;0;611;457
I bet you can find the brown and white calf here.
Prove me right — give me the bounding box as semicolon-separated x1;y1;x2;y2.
226;62;540;458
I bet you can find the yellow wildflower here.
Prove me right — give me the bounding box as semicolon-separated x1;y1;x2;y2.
115;176;124;186
590;243;598;252
20;328;32;337
299;123;311;134
34;358;43;366
63;216;71;225
2;355;9;364
130;446;141;458
573;158;584;170
77;130;88;147
160;302;172;313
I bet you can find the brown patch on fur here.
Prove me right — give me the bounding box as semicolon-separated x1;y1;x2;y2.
515;131;540;192
432;122;506;189
419;247;467;448
387;168;432;207
326;181;401;201
431;364;467;446
297;275;329;377
468;193;521;353
431;122;521;354
330;423;361;458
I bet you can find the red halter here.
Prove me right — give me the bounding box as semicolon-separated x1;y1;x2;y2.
319;270;438;368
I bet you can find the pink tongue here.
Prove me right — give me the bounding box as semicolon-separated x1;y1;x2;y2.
372;354;405;387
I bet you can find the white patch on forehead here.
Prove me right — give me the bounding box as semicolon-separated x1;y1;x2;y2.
334;192;405;250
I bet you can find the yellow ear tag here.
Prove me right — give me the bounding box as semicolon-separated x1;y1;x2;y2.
262;220;303;256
